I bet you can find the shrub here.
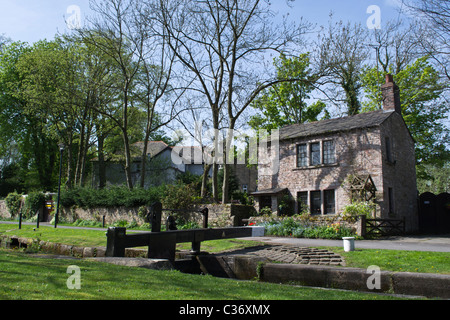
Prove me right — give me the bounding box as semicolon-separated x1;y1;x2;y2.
341;201;376;222
23;192;46;219
5;192;23;218
261;218;357;239
59;185;165;209
73;219;103;228
258;207;273;216
161;183;200;210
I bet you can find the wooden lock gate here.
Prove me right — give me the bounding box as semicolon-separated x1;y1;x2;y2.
105;202;264;261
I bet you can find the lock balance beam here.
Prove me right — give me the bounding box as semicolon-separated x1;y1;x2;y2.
106;226;265;261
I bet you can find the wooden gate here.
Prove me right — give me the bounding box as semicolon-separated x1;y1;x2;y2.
366;218;405;237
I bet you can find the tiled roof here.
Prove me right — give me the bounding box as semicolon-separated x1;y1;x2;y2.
279;110;394;140
133;141;170;157
250;188;288;196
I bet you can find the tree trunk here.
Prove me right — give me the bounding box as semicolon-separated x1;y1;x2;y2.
201;163;212;198
97;131;106;189
65;133;74;189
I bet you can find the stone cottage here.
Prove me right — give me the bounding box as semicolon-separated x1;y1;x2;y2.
252;74;418;231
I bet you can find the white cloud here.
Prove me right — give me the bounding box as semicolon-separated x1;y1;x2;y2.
384;0;403;8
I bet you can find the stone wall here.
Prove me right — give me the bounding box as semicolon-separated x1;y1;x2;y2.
60;206;144;225
379;113;418;231
58;203;256;228
1;199;256;228
0;201;10;219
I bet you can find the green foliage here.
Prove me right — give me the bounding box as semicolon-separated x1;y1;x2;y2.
341;201;376;222
59;186;165;209
261;218;356;239
161;183;200;210
4;192;23;218
73;219;104;228
416;163;450;194
176;171;202;193
361;57;449;166
231;191;254;205
249;53;328;131
258;207;273;216
23;192;45;219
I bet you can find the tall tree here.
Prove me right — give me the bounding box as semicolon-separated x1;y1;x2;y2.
316;19;370;115
157;0;311;203
78;0;145;189
132;2;181;188
249;53;328;131
0;41;59;191
403;0;450;81
361;57;449;166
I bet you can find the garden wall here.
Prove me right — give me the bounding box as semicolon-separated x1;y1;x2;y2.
59;203;256;228
0;200;10;219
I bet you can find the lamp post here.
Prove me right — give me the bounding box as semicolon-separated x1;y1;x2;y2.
55;143;65;228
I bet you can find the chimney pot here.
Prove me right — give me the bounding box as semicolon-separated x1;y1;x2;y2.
381;74;401;114
385;73;394;84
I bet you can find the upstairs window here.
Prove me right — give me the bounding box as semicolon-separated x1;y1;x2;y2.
296;139;337;168
310;142;321;166
297;144;308;167
323;140;336;164
385;137;393;163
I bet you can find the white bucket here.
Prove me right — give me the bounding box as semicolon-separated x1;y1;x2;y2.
342;237;355;252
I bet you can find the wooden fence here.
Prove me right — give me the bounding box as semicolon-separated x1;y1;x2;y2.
359;215;405;237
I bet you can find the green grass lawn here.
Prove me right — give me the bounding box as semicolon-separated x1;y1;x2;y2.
0;224;261;253
336;247;450;274
0;223;108;247
1;223;448;274
0;249;410;300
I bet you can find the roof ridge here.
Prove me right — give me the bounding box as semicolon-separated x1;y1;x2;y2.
279;109;392;140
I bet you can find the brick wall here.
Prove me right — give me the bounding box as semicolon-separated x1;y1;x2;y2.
379;113;418;231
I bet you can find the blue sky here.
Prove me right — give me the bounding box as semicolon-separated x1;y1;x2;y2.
0;0;407;44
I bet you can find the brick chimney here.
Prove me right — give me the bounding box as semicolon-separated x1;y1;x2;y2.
381;74;401;114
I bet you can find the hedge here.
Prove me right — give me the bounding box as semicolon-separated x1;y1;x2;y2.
59;186;166;209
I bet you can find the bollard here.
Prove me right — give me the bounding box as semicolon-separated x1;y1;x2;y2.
106;227;127;257
150;202;162;232
166;215;177;230
201;208;208;228
342;237;355;252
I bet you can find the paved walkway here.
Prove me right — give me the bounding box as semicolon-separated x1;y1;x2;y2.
2;221;449;252
244;235;450;252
